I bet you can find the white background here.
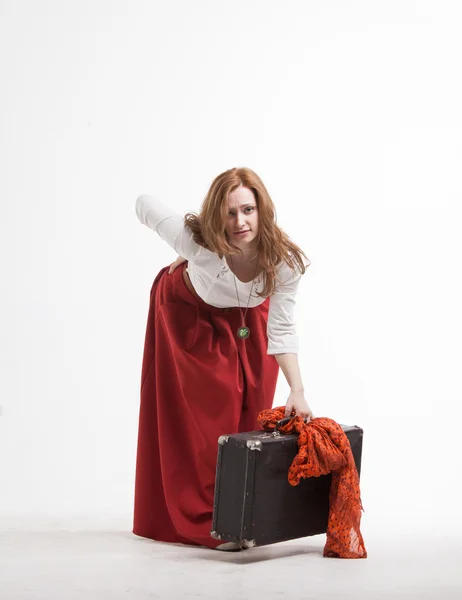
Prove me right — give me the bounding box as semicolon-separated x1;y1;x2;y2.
1;0;461;540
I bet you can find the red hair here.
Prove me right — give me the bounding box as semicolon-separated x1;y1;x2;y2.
184;167;311;298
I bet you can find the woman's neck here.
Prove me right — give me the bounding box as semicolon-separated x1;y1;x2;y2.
226;244;259;262
227;251;259;263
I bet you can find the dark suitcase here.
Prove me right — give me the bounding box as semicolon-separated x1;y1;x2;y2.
211;423;363;548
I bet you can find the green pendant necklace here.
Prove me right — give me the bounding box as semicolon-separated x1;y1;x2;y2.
228;253;260;340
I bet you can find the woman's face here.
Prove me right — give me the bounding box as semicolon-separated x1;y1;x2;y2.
224;185;259;252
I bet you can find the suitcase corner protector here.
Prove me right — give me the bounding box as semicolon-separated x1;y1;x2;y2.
210;530;222;540
241;538;256;548
218;435;229;445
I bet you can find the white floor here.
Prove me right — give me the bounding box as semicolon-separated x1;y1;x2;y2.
0;518;461;600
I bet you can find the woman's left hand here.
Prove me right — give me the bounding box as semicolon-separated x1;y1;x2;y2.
168;255;187;274
284;390;315;422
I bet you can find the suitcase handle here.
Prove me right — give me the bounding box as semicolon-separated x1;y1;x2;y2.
276;416;309;430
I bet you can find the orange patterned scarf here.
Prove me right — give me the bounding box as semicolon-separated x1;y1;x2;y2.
257;407;367;559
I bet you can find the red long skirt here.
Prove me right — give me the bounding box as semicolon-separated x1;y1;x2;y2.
133;261;280;548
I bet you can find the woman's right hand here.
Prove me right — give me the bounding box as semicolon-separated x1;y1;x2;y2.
168;255;187;274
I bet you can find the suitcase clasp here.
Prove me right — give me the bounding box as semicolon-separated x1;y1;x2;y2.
246;440;262;451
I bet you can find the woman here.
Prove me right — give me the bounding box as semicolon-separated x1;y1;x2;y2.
133;167;314;551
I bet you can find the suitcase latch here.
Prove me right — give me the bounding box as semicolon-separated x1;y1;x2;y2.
246;440;262;451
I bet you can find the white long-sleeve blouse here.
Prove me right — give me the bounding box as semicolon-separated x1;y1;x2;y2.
135;194;304;355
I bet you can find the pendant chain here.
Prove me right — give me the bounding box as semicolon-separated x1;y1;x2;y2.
228;253;260;336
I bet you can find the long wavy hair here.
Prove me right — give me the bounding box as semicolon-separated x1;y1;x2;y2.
184;167;311;298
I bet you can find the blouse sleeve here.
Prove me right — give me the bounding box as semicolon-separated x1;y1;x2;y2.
266;261;303;355
135;194;202;260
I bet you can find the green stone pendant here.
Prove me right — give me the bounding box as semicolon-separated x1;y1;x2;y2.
237;326;250;339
